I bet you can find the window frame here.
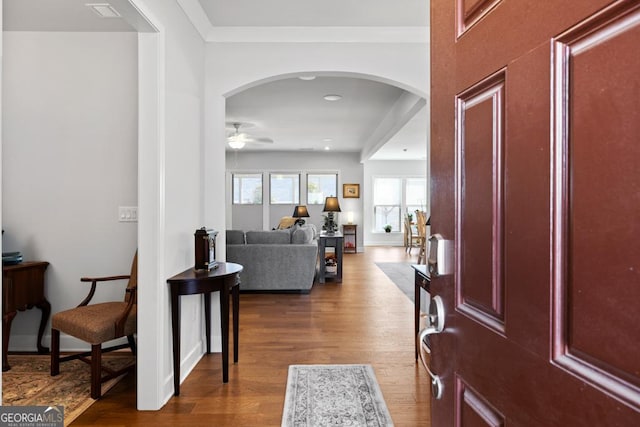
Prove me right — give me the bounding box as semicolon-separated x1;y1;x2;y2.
372;176;427;233
269;173;300;205
306;173;338;205
232;173;263;205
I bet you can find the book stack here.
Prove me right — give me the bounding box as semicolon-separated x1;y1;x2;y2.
2;251;23;265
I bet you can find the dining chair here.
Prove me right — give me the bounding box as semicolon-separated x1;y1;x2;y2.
415;211;428;264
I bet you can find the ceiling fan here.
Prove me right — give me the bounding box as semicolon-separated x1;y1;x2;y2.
226;122;273;149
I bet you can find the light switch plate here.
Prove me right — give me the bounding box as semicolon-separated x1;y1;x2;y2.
118;206;138;222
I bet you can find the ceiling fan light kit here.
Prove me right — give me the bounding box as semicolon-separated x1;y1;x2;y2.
226;122;273;149
228;138;246;150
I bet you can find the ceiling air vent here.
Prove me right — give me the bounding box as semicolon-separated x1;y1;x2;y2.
86;3;121;18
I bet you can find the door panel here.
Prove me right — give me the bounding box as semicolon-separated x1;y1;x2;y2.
430;0;640;425
456;71;506;331
552;1;640;407
457;379;504;427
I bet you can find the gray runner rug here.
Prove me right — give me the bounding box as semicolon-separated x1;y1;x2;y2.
375;262;415;302
282;364;394;427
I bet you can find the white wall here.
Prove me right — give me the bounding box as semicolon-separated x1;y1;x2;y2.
363;159;427;246
226;151;364;249
132;0;207;409
2;0;208;409
2;32;138;349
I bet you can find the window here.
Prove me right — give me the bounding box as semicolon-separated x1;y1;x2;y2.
307;174;338;204
233;173;262;204
373;177;427;232
270;174;300;204
406;178;427;214
374;178;402;232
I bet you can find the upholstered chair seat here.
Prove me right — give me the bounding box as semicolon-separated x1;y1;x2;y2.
52;302;137;345
50;251;137;399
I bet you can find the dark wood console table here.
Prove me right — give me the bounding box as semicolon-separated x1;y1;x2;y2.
167;262;243;396
318;232;343;283
412;264;430;360
2;261;51;371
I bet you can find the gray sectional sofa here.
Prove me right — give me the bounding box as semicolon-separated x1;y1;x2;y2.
225;225;319;292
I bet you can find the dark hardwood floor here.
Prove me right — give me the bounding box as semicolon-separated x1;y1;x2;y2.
73;246;431;426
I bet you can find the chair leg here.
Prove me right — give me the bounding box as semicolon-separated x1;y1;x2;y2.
91;344;102;399
127;335;137;356
50;329;60;376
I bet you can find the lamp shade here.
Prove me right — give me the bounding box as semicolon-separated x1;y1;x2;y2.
322;196;341;212
292;205;310;218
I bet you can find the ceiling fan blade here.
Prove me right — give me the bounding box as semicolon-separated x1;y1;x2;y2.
246;137;274;144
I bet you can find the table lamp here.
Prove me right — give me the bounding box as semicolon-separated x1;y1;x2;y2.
292;205;310;225
322;196;341;234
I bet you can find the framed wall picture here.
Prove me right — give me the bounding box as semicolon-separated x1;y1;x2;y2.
343;183;360;198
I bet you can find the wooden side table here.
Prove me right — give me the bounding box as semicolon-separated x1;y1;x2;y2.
412;264;430;360
318;232;343;283
342;224;357;254
167;262;243;396
2;261;51;371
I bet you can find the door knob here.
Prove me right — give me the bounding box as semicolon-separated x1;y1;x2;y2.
418;296;445;399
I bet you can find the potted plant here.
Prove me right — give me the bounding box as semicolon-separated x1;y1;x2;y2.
383;224;392;233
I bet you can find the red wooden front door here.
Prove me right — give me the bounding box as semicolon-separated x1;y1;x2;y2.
428;0;640;425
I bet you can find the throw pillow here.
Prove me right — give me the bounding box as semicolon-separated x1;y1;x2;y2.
277;216;297;229
291;226;313;244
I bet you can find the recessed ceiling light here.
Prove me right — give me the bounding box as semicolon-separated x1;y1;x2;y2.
86;3;121;18
298;75;316;81
323;94;342;101
324;146;331;151
323;138;333;142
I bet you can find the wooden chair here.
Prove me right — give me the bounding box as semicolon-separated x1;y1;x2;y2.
415;211;428;264
404;215;423;254
50;252;137;399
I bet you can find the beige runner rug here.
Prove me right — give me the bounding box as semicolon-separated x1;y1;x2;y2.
2;354;134;426
282;364;394;427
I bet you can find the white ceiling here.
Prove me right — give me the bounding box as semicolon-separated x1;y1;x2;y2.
197;0;430;160
198;0;428;27
2;0;154;32
3;0;429;160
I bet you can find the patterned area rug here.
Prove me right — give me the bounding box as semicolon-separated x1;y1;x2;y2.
282;364;394;427
2;354;135;426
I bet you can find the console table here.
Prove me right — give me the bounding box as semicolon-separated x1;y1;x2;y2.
2;261;51;371
167;262;243;396
318;232;343;283
412;264;430;360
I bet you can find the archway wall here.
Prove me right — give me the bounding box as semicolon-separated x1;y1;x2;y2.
209;41;428;98
204;40;430;239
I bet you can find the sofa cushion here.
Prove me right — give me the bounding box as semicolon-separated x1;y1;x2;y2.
226;230;245;245
291;226;314;244
246;230;291;244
